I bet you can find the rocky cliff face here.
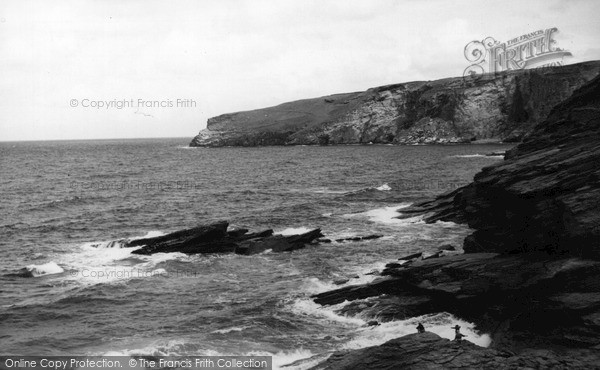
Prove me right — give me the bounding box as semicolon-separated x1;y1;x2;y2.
190;61;600;147
305;74;600;369
402;73;600;255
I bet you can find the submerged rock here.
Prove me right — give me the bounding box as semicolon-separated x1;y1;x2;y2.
334;234;384;243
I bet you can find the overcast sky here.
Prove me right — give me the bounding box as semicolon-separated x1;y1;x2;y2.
1;0;599;141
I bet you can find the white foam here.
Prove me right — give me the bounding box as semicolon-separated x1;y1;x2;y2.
271;349;328;370
302;277;341;294
311;188;348;194
452;154;503;158
275;227;314;236
375;183;392;191
66;231;187;284
343;312;492;349
342;204;418;225
211;326;251;334
21;261;64;277
101;339;188;356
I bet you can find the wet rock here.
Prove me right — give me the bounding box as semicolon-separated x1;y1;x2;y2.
234;228;323;255
126;222;322;256
235;229;274;240
308;332;598;369
333;278;350;286
485;151;506;157
398;252;422;261
422;251;442;260
128;221;231;255
438;244;456;251
334;234;384;243
313;253;600;351
226;227;249;237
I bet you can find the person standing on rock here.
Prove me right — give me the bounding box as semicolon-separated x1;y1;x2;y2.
416;323;425;333
452;325;466;342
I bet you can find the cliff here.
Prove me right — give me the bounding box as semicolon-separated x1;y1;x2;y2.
190;61;600;147
306;74;600;368
402;72;600;255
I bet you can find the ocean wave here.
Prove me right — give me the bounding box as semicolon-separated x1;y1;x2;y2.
16;261;64;277
309;188;349;194
84;230;166;249
104;343;322;370
26;195;104;212
64;231;187;284
289;298;366;326
102;339;191;356
301;263;387;295
452;154;503;158
269;349;329;370
211;325;252;334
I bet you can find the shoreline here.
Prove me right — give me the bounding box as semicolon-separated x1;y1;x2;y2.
301;72;600;368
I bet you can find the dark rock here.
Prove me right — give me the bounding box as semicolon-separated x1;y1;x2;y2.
485;151;506;157
333;278;350;286
235;229;274;240
334;234;384;243
438;244;456;251
308;332;598;369
125;222;322;256
190;62;600;147
401;74;600;256
128;221;230;255
317;238;332;243
398;252;423;261
313;253;600;351
366;320;379;327
385;262;403;269
422;251;442;260
226;227;249;237
234;228;323;255
360;234;384;240
308;74;600;369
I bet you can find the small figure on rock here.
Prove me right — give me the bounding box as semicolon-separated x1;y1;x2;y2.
451;325;466;342
416;323;425;333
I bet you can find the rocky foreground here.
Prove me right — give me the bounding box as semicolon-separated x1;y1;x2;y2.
305;333;598;369
306;75;600;368
190;61;600;147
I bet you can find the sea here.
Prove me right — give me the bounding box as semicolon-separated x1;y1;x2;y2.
0;138;513;368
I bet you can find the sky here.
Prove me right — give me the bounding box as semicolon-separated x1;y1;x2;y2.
1;0;599;141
